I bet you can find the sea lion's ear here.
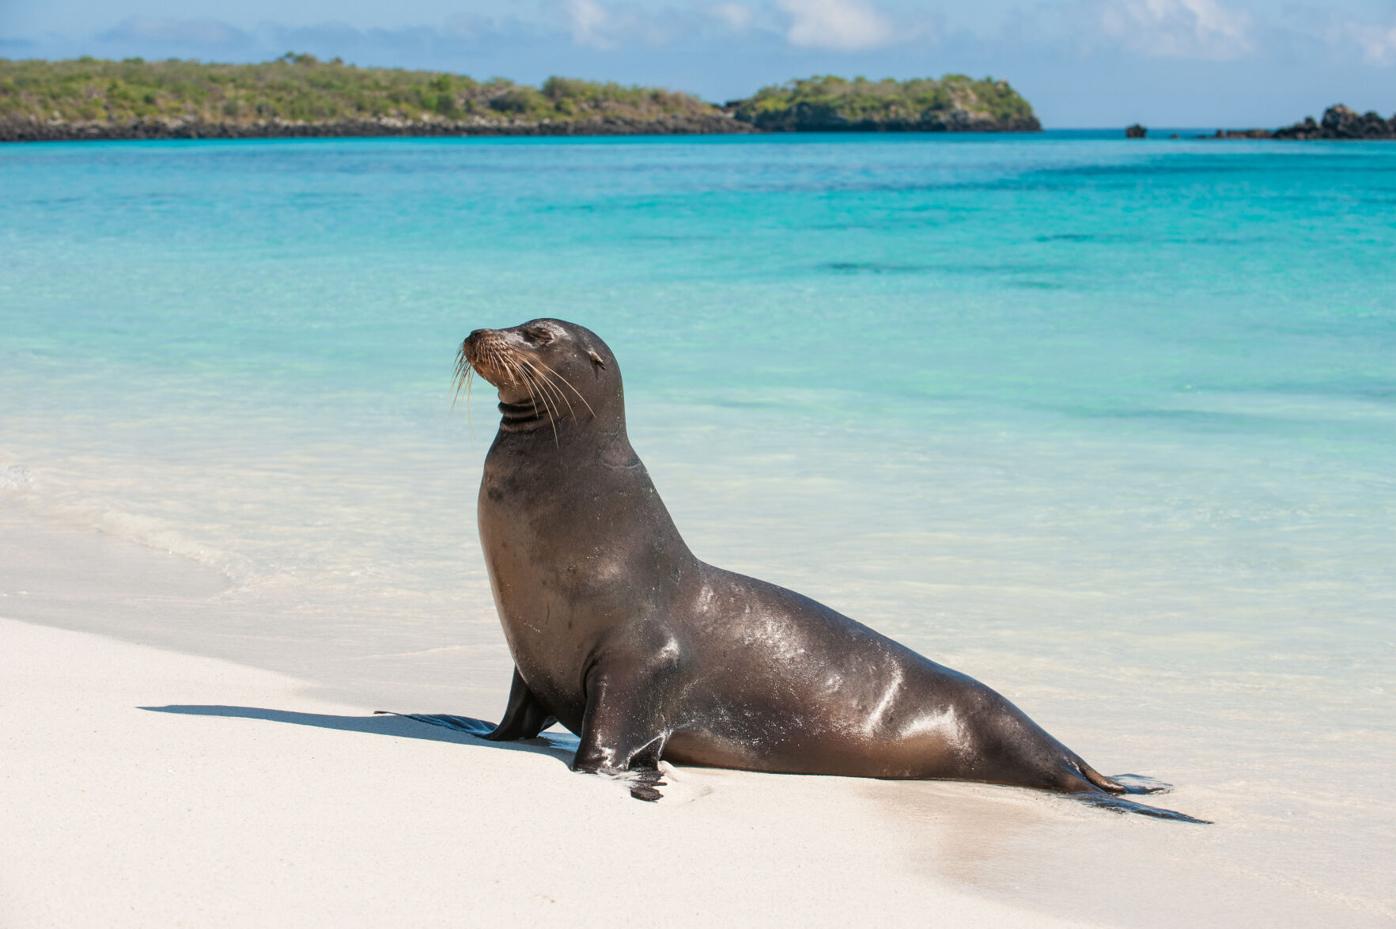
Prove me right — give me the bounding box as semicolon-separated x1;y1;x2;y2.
587;350;607;369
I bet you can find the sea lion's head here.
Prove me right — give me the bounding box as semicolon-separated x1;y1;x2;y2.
458;318;621;435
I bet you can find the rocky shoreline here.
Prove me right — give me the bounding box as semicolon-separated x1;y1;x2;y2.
1216;105;1396;140
0;113;759;142
0;108;1044;142
13;105;1391;144
728;111;1041;133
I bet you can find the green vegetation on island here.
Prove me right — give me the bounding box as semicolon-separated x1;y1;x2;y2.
0;54;739;138
730;75;1040;132
0;55;1042;141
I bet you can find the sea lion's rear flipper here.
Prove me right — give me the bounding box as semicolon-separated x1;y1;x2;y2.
373;711;496;736
1073;756;1172;795
1102;773;1173;795
479;667;556;741
1063;756;1203;820
372;668;554;741
1078;791;1212;824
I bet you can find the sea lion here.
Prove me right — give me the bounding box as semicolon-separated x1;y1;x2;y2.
454;318;1205;822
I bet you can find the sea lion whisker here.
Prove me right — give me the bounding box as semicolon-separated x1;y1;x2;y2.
522;359;579;416
501;353;559;446
525;356;596;418
521;365;561;446
457;374;469;403
499;352;534;409
483;347;526;412
451;349;476;418
519;359;576;420
464;364;475;427
517;358;571;412
497;351;533;413
529;368;563;446
512;356;567;432
489;347;522;397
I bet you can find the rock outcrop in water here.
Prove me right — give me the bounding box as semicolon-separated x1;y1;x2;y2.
0;57;1041;141
1125;124;1147;139
1273;105;1396;139
1212;105;1396;140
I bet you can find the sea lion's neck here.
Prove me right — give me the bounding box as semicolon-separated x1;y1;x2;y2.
491;375;625;434
497;399;554;434
491;393;628;445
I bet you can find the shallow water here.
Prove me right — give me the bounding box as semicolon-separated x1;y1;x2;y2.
1;132;1393;925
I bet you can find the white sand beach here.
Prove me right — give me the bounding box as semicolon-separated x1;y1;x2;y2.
2;506;1392;929
2;614;1101;929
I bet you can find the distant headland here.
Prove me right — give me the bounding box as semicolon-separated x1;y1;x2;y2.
0;55;1040;142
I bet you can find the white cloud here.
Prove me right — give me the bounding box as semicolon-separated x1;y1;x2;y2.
559;0;695;50
1099;0;1252;59
1344;21;1396;65
99;17;252;49
565;0;612;48
776;0;895;51
566;0;622;47
711;3;755;32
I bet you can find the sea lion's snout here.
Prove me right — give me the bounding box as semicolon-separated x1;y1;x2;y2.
462;328;515;389
463;328;500;360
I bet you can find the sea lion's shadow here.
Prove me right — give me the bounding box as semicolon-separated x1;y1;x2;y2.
140;705;578;766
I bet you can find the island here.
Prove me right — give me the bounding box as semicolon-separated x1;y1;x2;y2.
726;75;1040;132
0;55;1041;141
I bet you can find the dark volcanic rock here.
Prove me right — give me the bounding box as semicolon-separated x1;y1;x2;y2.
1209;104;1396;141
1213;127;1275;139
1272;105;1396;140
1125;124;1147;139
1274;116;1322;140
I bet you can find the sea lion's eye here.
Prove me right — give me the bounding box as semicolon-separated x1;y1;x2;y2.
524;326;554;345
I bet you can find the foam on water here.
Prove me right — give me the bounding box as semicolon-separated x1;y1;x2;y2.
1;133;1393;925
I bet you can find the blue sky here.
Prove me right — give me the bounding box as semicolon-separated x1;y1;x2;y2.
3;0;1394;126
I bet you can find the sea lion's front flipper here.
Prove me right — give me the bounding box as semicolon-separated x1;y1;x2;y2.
621;768;667;802
481;666;556;741
572;661;672;799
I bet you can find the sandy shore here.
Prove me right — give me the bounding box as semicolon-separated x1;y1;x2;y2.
0;615;1100;929
2;500;1394;928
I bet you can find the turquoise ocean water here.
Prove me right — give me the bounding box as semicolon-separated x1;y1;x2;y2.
1;132;1394;922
